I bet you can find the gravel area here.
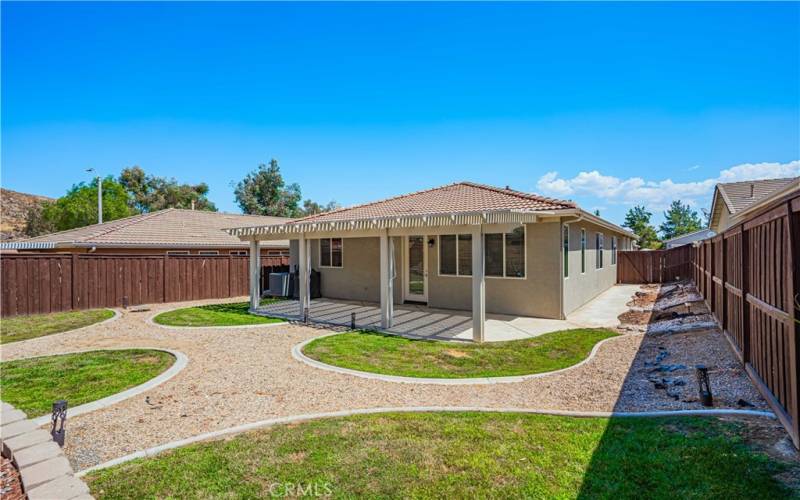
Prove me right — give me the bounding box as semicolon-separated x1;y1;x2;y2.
0;288;770;471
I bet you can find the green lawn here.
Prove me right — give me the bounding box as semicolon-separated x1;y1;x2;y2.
152;300;285;327
303;328;617;378
85;412;796;499
0;309;115;344
0;349;174;417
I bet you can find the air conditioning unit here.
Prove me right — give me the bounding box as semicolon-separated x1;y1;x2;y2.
268;272;290;297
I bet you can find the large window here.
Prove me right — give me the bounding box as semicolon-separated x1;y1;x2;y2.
320;238;343;267
596;233;604;269
611;236;618;265
439;234;472;276
562;225;569;278
485;226;525;278
580;229;586;274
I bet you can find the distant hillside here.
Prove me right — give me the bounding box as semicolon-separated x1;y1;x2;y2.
1;188;55;240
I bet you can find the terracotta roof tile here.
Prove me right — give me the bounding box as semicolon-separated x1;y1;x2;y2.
290;182;575;224
16;209;291;248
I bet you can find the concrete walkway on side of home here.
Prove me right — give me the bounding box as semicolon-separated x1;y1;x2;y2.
254;284;640;342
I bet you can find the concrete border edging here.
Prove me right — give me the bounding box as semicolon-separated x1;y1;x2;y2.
22;348;188;426
292;331;629;385
76;405;776;476
1;401;92;499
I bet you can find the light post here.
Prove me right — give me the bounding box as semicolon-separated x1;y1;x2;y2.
86;168;102;224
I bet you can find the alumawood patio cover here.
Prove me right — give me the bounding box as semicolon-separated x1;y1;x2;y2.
226;182;635;342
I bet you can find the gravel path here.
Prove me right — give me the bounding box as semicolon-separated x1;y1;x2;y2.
0;289;766;471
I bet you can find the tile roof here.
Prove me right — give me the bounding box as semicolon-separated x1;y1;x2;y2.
12;209;291;248
717;177;799;214
290;182;576;224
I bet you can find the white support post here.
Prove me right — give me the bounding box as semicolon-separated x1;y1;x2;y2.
379;230;393;329
471;225;485;343
249;239;260;311
298;234;309;322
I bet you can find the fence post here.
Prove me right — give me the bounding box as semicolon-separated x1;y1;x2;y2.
163;253;169;303
721;236;727;332
741;225;751;364
784;199;800;446
71;254;78;310
228;253;234;297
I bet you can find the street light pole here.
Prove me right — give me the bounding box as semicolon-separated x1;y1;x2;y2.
87;168;102;224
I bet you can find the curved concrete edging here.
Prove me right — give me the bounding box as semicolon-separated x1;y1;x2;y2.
25;347;188;426
76;405;776;476
292;331;631;385
146;306;288;330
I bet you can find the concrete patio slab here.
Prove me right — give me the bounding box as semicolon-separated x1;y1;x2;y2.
255;284;638;342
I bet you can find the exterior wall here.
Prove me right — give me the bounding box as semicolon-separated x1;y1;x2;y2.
561;219;622;315
427;222;562;318
309;237;402;303
715;206;734;233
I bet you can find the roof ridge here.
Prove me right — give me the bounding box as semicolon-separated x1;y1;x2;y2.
167;208;292;220
718;176;799;187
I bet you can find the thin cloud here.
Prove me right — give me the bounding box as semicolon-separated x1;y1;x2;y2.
536;160;799;210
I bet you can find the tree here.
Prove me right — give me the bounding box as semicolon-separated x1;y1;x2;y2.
25;177;134;234
119;166;217;213
659;200;702;240
622;205;661;249
301;199;341;216
233;159;302;217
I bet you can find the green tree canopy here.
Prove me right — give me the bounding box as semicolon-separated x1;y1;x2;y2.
622;205;661;249
659;200;703;240
25;177;134;235
301;199;341;216
233;159;303;217
119;166;217;213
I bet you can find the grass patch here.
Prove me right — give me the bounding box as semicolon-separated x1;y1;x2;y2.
85;412;796;499
303;328;617;378
0;349;174;417
0;309;114;344
152;300;284;327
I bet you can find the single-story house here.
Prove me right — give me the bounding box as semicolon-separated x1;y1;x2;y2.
228;182;636;342
0;208;291;256
663;228;716;249
708;176;799;233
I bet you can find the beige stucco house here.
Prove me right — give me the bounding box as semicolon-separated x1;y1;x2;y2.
708;177;799;233
229;182;635;342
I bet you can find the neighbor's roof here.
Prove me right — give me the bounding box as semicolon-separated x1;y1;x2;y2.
715;177;799;215
1;209;291;250
228;182;635;238
663;228;716;244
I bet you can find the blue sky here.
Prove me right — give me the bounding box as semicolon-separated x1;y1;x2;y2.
2;2;799;226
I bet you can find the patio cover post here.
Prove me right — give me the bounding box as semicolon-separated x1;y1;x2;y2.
298;233;310;321
471;225;485;342
379;230;393;328
249;239;260;311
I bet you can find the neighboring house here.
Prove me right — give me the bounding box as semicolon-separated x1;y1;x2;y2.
0;208;290;256
229;182;636;341
708;176;799;233
663;228;716;249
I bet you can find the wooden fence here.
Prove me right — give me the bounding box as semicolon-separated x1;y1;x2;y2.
1;253;289;317
616;246;692;284
693;191;799;447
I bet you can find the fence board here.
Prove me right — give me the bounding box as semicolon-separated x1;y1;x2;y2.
1;253;288;317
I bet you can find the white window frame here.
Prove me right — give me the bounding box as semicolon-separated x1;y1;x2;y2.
580;228;586;274
437;234;473;278
485;225;527;280
229;250;248;256
611;236;618;265
562;224;569;279
166;251;189;255
596;233;604;270
318;237;344;268
198;250;219;256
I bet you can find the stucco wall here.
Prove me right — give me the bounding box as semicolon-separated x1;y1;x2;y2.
427;222;561;318
561;219;621;315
